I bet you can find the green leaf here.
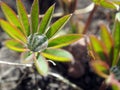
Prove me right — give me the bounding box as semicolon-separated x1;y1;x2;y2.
100;24;114;58
21;52;34;64
0;19;26;43
90;35;109;61
48;34;83;48
100;1;119;10
1;2;22;31
114;1;120;5
42;49;73;62
112;84;120;90
38;4;55;34
92;0;101;4
16;0;30;36
34;55;49;76
30;0;39;34
112;13;120;66
46;14;72;39
91;60;109;78
5;39;27;52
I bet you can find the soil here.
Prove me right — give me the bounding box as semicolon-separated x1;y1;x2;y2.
0;0;115;90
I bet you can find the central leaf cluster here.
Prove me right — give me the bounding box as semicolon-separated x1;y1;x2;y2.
27;33;48;52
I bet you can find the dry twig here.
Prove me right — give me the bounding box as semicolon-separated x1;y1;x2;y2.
0;61;32;67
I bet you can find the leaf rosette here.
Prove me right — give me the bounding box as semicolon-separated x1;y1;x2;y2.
0;0;83;76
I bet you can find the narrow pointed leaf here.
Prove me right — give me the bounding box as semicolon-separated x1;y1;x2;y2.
48;34;83;48
46;14;72;39
100;24;114;57
42;49;73;62
38;4;55;34
16;0;30;36
112;84;120;90
92;0;100;3
112;13;120;66
0;19;26;43
1;2;22;30
5;39;27;52
90;35;109;61
30;0;39;34
91;60;109;78
34;55;49;76
114;1;120;5
100;1;119;10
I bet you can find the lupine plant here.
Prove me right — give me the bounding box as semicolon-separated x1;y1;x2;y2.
88;12;120;90
0;0;83;76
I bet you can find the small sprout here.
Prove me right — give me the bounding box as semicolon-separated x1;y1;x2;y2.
89;12;120;89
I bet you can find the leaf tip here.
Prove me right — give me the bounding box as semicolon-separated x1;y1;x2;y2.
68;14;73;19
70;13;73;16
52;3;56;7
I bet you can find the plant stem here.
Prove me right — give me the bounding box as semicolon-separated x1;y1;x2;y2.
48;72;83;90
0;60;32;67
83;4;98;34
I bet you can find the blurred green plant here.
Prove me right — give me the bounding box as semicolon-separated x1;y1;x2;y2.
92;0;120;10
0;0;83;76
80;0;120;34
89;12;120;90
